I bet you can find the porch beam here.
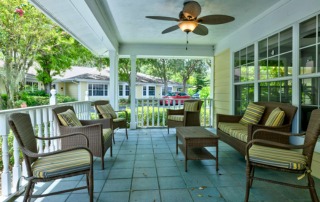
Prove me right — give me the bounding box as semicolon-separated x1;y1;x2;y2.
130;55;137;129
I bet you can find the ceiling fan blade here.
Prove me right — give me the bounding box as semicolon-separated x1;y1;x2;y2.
193;24;208;36
162;25;180;34
146;16;179;22
197;15;235;25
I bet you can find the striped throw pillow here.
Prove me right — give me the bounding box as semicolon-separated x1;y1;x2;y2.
96;104;117;119
184;102;198;112
239;103;265;125
265;107;285;126
57;109;82;126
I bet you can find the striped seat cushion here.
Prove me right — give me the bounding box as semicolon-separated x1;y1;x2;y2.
265;107;285;126
113;117;126;123
249;145;307;170
218;122;248;142
103;128;113;140
184;102;198;112
239;103;265;125
31;150;90;178
97;104;117;119
168;115;184;122
57;109;82;126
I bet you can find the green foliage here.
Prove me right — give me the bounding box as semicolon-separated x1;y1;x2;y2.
0;94;8;109
0;0;53;108
57;94;77;103
0;132;23;171
200;87;210;99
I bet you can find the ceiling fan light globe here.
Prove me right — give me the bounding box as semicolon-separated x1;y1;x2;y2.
178;21;198;32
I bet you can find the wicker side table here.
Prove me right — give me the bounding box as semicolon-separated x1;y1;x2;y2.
176;126;219;172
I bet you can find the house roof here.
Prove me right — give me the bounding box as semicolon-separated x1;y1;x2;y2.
54;66;181;85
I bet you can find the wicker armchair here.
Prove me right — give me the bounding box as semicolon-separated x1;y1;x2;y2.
8;113;93;202
167;100;203;134
52;105;113;170
245;109;320;202
93;100;128;144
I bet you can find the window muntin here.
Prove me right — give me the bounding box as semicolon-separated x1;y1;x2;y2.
119;85;123;96
143;86;155;97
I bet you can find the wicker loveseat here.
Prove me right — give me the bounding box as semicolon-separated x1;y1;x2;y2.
216;102;297;156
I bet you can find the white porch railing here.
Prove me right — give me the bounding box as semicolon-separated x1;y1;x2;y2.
135;98;213;128
0;100;92;201
0;97;213;200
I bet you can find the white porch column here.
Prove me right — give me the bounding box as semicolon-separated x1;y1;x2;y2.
130;55;137;129
109;50;119;110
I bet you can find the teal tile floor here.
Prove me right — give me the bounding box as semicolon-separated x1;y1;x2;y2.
12;128;320;202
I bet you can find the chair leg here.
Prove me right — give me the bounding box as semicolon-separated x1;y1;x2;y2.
89;168;94;202
112;131;115;144
23;182;33;202
125;126;128;139
308;174;319;202
167;126;169;134
110;144;113;157
245;164;253;202
101;156;105;170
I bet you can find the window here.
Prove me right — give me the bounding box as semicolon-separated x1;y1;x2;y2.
234;44;255;114
234;84;254;115
88;84;108;96
258;28;293;80
125;85;130;96
259;80;292;103
25;81;38;92
143;86;155;97
299;15;320;131
119;85;123;96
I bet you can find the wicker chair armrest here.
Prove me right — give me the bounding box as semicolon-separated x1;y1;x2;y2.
80;119;112;128
35;133;89;147
21;146;93;158
247;124;292;141
216;114;242;123
252;129;306;139
167;109;184;116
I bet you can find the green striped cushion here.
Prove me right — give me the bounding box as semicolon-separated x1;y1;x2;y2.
113;117;126;123
239;103;265;125
97;104;117;119
103;128;113;140
31;149;90;178
57;109;82;126
265;107;285;126
249;145;307;170
218;122;248;142
168;115;184;122
184;102;198;112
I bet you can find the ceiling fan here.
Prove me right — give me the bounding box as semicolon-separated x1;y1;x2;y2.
146;1;235;36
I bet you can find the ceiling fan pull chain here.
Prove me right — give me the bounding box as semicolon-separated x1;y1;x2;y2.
186;33;189;50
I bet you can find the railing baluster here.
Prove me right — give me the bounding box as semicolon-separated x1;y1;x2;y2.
36;109;43;153
157;99;160;127
49;109;56;151
0;114;11;197
12;137;21;192
152;98;155;127
43;108;49;153
141;100;144;127
203;99;207;127
146;99;149;127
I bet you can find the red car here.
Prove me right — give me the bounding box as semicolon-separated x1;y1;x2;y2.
160;92;191;105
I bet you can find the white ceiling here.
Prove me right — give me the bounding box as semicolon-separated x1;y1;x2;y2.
29;0;284;57
105;0;281;45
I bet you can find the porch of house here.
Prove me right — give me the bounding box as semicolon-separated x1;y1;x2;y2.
11;128;320;202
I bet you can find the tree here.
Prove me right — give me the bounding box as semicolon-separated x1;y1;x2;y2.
141;59;176;95
0;0;52;108
175;59;208;92
35;28;76;93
